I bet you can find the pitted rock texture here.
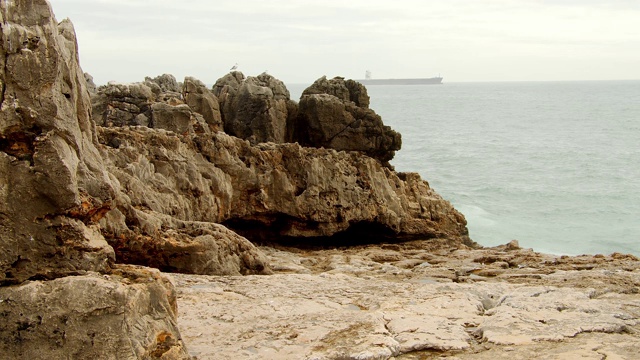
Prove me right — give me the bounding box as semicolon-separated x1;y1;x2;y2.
172;241;640;360
98;126;469;249
0;0;116;284
0;266;189;360
92;82;155;127
145;73;182;93
92;78;216;136
0;1;190;358
98;126;270;275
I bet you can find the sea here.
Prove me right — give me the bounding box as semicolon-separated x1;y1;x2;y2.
289;81;640;256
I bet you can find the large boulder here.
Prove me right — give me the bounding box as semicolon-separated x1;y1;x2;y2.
0;266;188;359
301;75;370;108
213;71;297;144
150;102;210;135
91;82;155;127
296;76;401;166
145;73;181;93
92;80;213;136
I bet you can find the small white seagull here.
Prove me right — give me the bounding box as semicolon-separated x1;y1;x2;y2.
230;63;238;71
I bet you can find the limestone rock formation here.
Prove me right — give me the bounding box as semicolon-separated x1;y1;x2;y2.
297;76;402;166
213;71;297;144
0;1;190;358
98;126;271;275
173;241;640;360
302;75;370;108
92;79;217;135
0;266;188;359
0;0;115;284
182;76;223;131
145;73;182;93
92;82;155;127
84;72;97;93
98;126;469;249
150;102;211;135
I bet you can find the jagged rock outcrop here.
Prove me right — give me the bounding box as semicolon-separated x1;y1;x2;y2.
98;127;469;247
182;76;223;131
302;75;370;108
151;102;211;135
210;73;399;166
92;82;155;127
145;73;181;93
98;125;271;275
213;71;297;144
297;76;401;166
84;72;97;93
0;0;115;285
92;79;215;135
0;1;189;358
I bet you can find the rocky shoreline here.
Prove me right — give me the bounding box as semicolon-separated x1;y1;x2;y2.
174;240;640;359
0;1;638;359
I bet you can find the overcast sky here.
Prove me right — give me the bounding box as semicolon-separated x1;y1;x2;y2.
49;0;640;86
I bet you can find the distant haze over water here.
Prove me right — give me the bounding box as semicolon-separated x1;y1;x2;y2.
291;81;640;256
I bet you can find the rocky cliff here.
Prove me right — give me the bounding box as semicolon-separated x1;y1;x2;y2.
3;1;635;360
92;70;470;273
0;0;470;358
0;1;188;358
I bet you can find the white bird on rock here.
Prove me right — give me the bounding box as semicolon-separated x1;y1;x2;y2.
230;63;238;71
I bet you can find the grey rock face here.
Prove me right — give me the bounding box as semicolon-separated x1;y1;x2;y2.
150;102;210;135
0;267;189;359
98;126;468;246
297;77;402;166
0;0;116;284
145;73;181;93
0;1;190;358
84;72;97;93
183;76;223;131
301;75;370;108
98;126;272;275
213;71;297;144
92;82;155;127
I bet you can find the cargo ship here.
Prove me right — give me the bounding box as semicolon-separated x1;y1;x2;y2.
356;70;443;85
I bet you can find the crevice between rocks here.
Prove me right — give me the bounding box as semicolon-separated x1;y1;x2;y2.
222;215;436;249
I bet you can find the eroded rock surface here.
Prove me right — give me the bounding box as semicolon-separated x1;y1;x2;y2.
1;266;188;359
92;81;155;127
97;126;469;254
182;76;223;132
301;75;370;108
213;71;297;144
0;1;190;358
297;76;402;166
0;0;115;285
172;241;640;360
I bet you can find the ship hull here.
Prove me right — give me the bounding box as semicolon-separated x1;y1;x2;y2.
356;77;443;85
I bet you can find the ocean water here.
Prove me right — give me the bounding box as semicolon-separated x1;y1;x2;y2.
290;81;640;256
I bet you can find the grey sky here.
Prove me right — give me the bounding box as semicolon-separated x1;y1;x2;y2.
49;0;640;86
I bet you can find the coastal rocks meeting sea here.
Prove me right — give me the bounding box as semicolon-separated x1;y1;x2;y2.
0;1;638;359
